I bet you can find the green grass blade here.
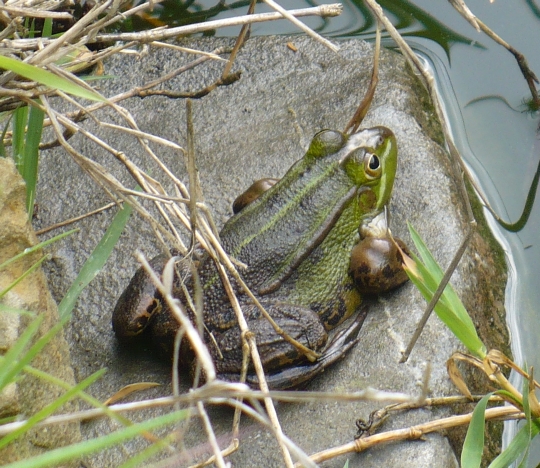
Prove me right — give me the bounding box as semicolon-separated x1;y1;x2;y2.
406;223;487;358
1;361;139;432
0;228;77;272
118;433;176;468
0;56;104;102
12;106;28;167
0;113;13;157
0;316;43;392
42;18;52;38
517;369;532;468
0;303;36;317
408;223;444;282
28;18;35;38
58;201;132;318
489;419;540;468
0;254;49;300
0;314;69;394
0;369;106;450
407;266;485;356
22;102;44;219
461;392;493;468
408;223;476;328
3;409;188;468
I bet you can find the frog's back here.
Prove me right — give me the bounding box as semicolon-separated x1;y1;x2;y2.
220;155;355;295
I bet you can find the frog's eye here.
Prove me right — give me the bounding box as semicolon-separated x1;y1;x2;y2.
364;152;382;179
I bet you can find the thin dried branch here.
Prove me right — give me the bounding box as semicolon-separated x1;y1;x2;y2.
138;253;217;381
0;384;413;437
135;71;242;100
306;406;523;466
262;0;339;52
35;202;117;235
0;5;72;19
150;42;227;61
93;5;343;47
0;5;343;53
197;401;227;468
449;0;539;108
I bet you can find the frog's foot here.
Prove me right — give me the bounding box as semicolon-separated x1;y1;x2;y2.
219;306;368;390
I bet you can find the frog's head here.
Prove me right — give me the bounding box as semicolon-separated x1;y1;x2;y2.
340;126;397;211
305;126;397;213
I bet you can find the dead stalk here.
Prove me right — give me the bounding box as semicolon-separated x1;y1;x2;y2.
305;406;523;465
35;202;117;236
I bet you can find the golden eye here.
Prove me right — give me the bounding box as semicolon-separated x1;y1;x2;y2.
364;152;381;179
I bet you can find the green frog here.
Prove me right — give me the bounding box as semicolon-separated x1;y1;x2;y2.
112;126;408;389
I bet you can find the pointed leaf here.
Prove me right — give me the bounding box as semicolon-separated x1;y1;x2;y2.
489;419;540;468
462;392;494;468
2;409;188;468
58;201;132;318
406;223;486;358
0;56;104;101
0;369;106;449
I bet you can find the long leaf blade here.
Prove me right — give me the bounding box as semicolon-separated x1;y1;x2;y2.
0;369;106;449
22;102;44;219
489;419;540;468
461;392;494;468
58;201;132;318
3;409;188;468
406;223;487;358
0;56;104;102
0;316;43;392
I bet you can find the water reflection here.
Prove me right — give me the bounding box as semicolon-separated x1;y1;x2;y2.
118;0;476;57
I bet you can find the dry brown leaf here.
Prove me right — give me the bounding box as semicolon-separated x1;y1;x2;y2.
104;382;161;406
446;356;473;399
528;368;540;417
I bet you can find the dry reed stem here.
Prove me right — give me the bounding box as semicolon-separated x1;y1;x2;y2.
0;5;72;19
305;406;523;465
449;0;539;107
35;201;117;235
0;385;414;437
0;5;342;52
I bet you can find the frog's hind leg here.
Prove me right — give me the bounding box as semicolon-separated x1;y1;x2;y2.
212;301;328;376
252;306;368;390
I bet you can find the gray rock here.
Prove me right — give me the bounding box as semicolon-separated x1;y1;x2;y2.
34;36;506;467
0;158;80;464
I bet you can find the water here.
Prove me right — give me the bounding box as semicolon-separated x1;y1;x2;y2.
130;0;540;463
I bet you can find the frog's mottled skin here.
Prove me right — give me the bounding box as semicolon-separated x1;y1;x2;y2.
113;126;406;389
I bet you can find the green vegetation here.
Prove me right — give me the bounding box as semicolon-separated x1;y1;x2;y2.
405;224;538;468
